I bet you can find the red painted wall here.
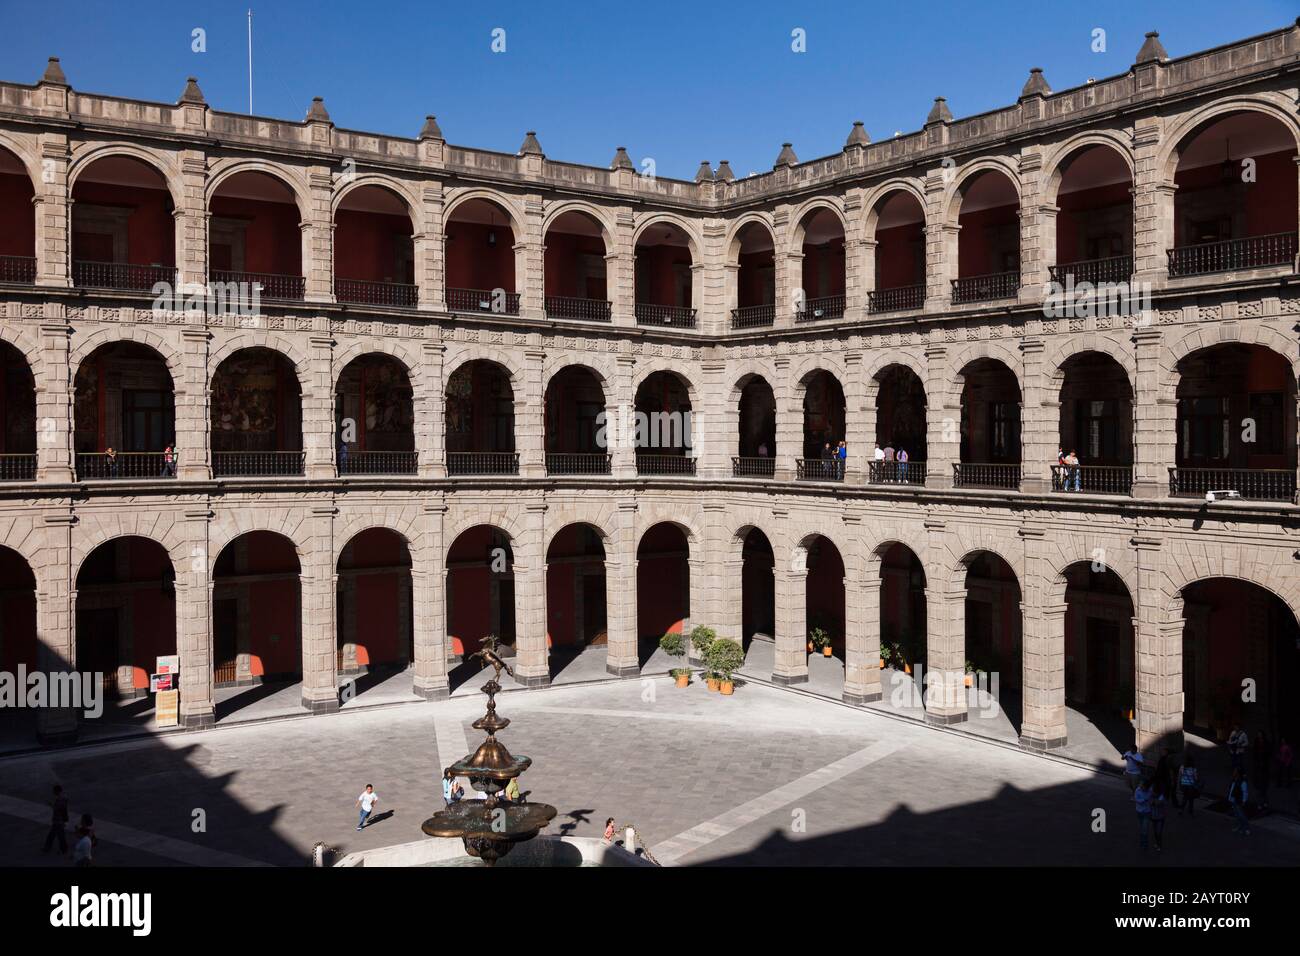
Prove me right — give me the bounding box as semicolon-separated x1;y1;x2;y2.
957;204;1018;277
1175;148;1298;239
875;223;924;289
0;547;36;671
1055;181;1132;264
636;244;692;306
801;240;846;298
445;222;516;290
71;182;174;266
544;231;606;298
334;210;412;283
806;544;846;651
209;196;301;275
0;171;35;258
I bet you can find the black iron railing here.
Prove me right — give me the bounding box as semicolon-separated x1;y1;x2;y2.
635;454;696;476
1167;232;1297;278
796;458;845;482
953;462;1021;490
447;452;519;476
0;255;36;284
546;453;612;475
732;456;775;478
73;260;176;292
545;296;612;323
731;305;776;329
1168;467;1296;503
76;451;173;480
868;460;926;486
338;451;418;475
210;269;305;302
952;270;1020;305
446;287;521;315
635;303;697;329
335;278;418;308
1051;464;1133;495
1048;255;1133;286
0;453;37;481
868;285;924;314
213;451;305;477
795;294;846;323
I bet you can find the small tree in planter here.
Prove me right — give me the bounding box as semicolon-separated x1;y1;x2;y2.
689;625;717;664
879;640;897;670
659;630;690;687
707;638;745;695
808;626;831;656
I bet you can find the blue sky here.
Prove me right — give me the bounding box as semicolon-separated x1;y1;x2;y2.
2;1;1295;179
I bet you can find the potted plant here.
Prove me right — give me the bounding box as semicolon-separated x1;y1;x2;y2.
707;638;745;695
809;626;831;657
705;671;721;692
659;631;690;688
1113;680;1135;721
964;660;976;688
879;640;896;670
690;625;716;664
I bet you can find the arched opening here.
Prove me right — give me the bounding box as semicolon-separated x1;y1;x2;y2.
544;365;608;475
0;546;38;675
447;526;515;676
445;359;516;475
1172;343;1297;501
734;375;776;477
963;551;1022;736
869;190;926;313
445;198;518;314
1181;580;1300;783
634;221;695;328
795;207;846;322
871;364;927;484
1063;563;1136;756
209;170;303;300
211;347;303;477
952;169;1020;304
76;537;175;701
0;341;36;480
804;536;846;681
335;353;415;475
731;221;776;328
72;155;174;291
336;528;412;681
1169;111;1299;277
333;184;416;307
0;146;36;284
546;524;607;679
213;531;302;716
879;543;927;678
544;210;610;322
73;342;175;479
798;370;846;481
955;358;1021;489
1055;352;1134;494
637;522;690;649
740;527;775;652
1050;144;1133;285
634;371;695;476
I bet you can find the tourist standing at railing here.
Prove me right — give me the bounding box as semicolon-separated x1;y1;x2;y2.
1066;450;1081;492
836;440;847;480
821;442;835;477
1055;447;1067;491
338;439;349;473
161;443;177;478
757;442;769;458
897;448;909;483
105;446;118;478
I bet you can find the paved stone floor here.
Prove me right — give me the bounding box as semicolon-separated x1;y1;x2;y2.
3;675;1299;868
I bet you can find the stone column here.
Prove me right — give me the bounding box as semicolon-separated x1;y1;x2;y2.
610;209;636;328
923;163;955;310
300;504;339;713
1019;335;1050;493
697;358;727;478
1131;327;1166;498
177;508;214;728
605;501;639;678
1130;116;1170;290
1018;527;1067;748
423;336;446;478
304;334;334;478
773;357;800;480
176;327;210;480
416;181;445;312
36;513;77;743
518;194;545;319
842;349;865;483
412;499;449;699
35;133;70;288
304;167;334;304
609;353;636;478
772;206;797;329
924;518;966;723
177;150;208;290
772;535;808;685
1017;147;1048;303
518;343;546;478
36;319;74;482
513;501;550;687
698;219;727;336
1134;535;1182;753
842;187;867;319
845;549;883;704
924;343;956;489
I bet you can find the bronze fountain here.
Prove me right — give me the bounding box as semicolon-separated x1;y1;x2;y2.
421;637;558;865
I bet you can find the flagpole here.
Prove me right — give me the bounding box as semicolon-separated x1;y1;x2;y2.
247;9;254;115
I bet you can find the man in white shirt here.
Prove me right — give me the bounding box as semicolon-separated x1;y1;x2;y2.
1120;749;1144;792
356;784;379;831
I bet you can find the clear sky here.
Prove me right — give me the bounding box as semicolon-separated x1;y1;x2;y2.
1;1;1295;179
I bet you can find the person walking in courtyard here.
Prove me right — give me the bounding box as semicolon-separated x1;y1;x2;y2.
602;817;616;845
1149;776;1169;851
1252;730;1272;810
355;784;379;831
1121;746;1145;793
42;784;69;855
1134;776;1153;850
1227;725;1249;773
441;769;456;808
72;813;96;867
1178;753;1201;816
1227;767;1251;835
1154;748;1178;809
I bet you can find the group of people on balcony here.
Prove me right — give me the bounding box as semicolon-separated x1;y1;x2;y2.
819;440;849;479
872;443;912;482
1053;447;1082;492
97;443;177;479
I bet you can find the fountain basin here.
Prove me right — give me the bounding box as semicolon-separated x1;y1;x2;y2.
334;834;656;867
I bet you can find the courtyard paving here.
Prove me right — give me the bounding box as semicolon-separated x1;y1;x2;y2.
2;674;1298;868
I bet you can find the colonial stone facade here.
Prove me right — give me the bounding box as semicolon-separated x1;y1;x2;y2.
0;25;1298;755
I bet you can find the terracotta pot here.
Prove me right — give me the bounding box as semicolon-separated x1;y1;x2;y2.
720;680;734;696
963;674;974;688
706;677;720;692
904;663;912;675
807;641;814;652
674;674;689;688
879;658;886;670
822;645;833;657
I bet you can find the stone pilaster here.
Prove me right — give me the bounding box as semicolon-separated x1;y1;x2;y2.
177;507;214;727
1130;115;1169;289
421;336;445;478
412;498;449;699
35;133;70;288
518;194;545;320
924;343;956;489
773;357;800;481
304;334;334;478
605;500;639;677
36;513;77;744
697;358;727;479
842;348;865;483
1134;534;1182;753
924;517;966;724
518;343;546;478
176;327;210;480
177;150;208;290
1018;526;1067;748
609;353;636;478
772;205;797;329
36;318;74;482
1017;146;1048;303
1019;335;1050;493
304;166;333;303
772;529;808;685
842;514;880;704
416;180;445;312
610;208;635;327
300;503;339;712
1131;327;1166;498
513;500;550;687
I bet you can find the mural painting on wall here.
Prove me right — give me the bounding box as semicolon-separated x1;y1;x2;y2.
446;367;473;441
73;361;99;452
3;359;36;454
214;354;279;448
364;362;413;434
